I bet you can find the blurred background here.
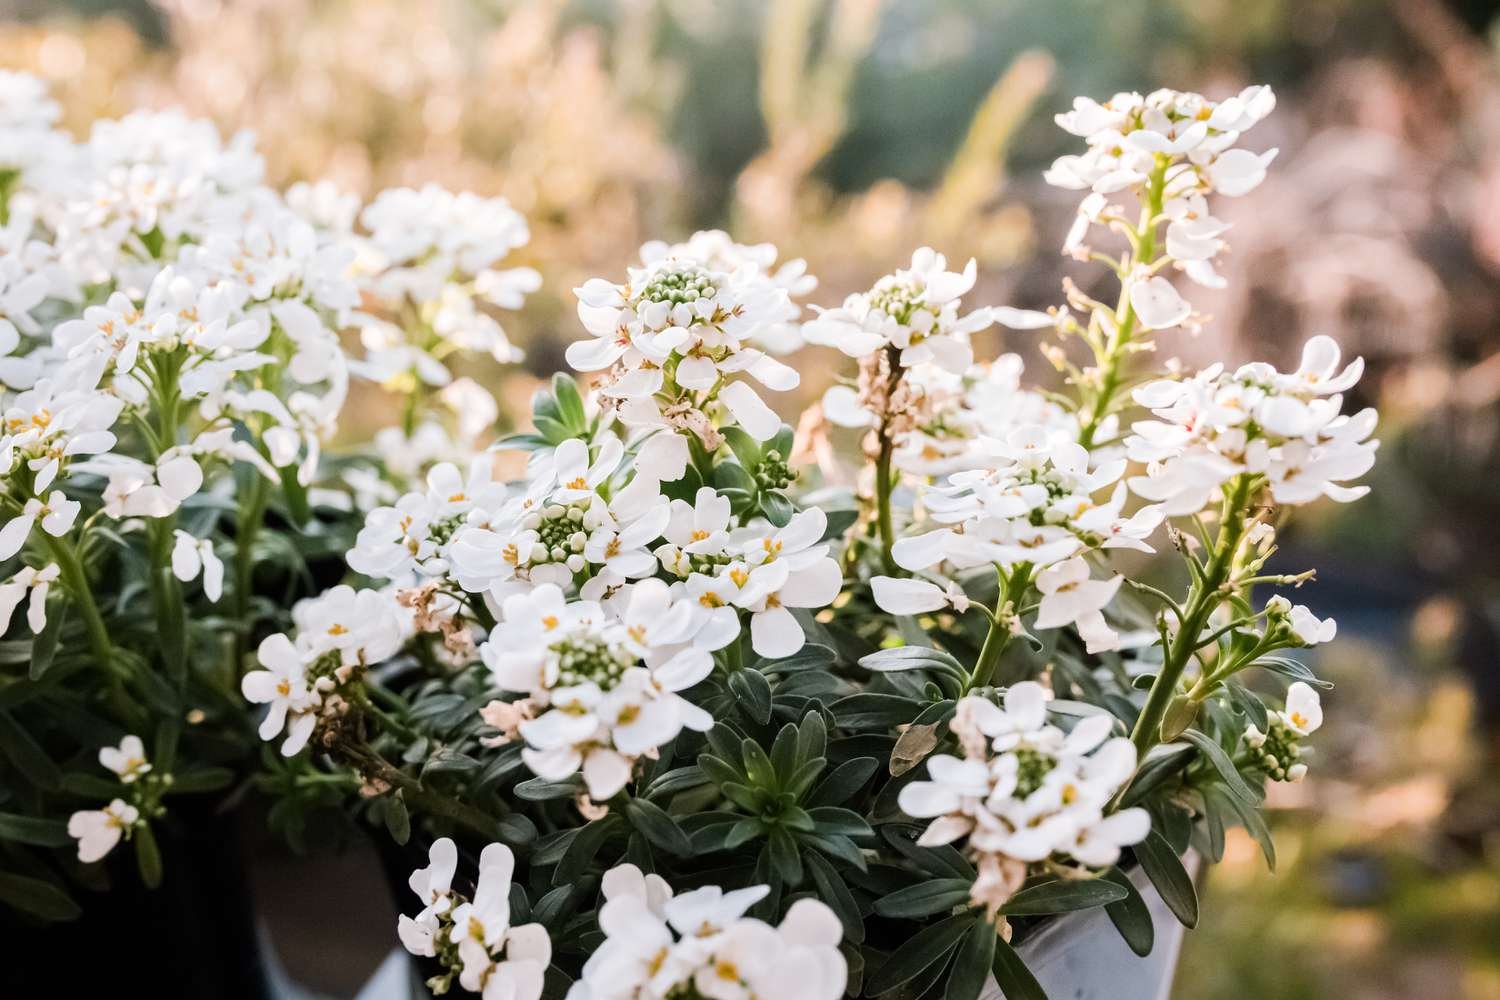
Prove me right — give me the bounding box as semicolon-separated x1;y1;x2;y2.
3;0;1498;996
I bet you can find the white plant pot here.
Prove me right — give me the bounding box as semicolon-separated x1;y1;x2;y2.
987;850;1201;1000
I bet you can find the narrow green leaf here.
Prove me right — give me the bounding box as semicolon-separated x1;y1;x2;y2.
384;791;411;845
1134;830;1198;928
135;823;163;889
1102;867;1155;957
27;598;65;680
806;851;865;944
1180;728;1258;805
990;935;1046;1000
865;912;975;996
806;757;878;808
0;871;81;922
729;668;773;725
1001;878;1128;915
0;709;60;790
164;766;236;794
768;826;803;884
626;799;691;856
945;919;999;1000
0;812;70;847
874;878;973;919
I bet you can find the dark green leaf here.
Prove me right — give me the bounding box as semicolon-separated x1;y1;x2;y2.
1001;877;1127;915
874;878;973;918
865;913;975;996
1102;867;1154;957
768;826;803;884
759;491;794;527
990;935;1046;1000
626;799;691;856
945;918;999;1000
27;598;65;680
0;812;70;847
0;710;60;790
0;871;80;922
806;757;878;808
135;823;163;889
729;668;773;725
515;776;583;801
1181;728;1258;805
166;766;236;794
808;806;871;839
1134;830;1198;928
384;792;411;846
806;851;865;944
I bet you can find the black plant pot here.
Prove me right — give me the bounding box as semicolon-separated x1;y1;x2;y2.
0;795;272;998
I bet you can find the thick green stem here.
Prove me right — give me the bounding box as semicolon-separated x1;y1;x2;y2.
966;565;1030;691
231;474;270;674
1129;475;1255;758
871;345;904;575
44;533;135;721
341;743;502;842
873;436;898;575
1078;156;1169;449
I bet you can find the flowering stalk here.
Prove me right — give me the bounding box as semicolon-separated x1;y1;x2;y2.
1077;155;1167;448
41;531;132;717
871;345;903;574
1128;473;1255;759
966;564;1032;691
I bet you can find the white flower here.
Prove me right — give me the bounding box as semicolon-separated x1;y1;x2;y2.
291;585;407;667
398;838;552;1000
899;686;1149;885
99;734;151;784
67;799;139;863
1034;558;1123;654
1279;682;1323;737
732;508;841;657
567;247;797;443
171;531;224;601
0;490;80;559
240;633;321;756
1127;337;1378;516
1128;274;1192;331
0;563;58;636
802;247;991;373
571;866;846;1000
870;575;970;615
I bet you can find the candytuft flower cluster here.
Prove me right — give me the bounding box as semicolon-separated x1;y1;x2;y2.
4;75;1370;1000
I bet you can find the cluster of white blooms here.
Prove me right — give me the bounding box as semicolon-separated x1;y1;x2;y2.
900;684;1150;913
240;586;410;756
566;237;802;460
353;183;540;388
398;839;552;1000
638;229;817;354
568;863;847;1000
655;493;841;657
1044;85;1277;318
823;353;1083;477
479;580;719;800
1126;335;1378;515
1243;681;1323;783
873;428;1161;652
805;247;994;375
66;735;153;863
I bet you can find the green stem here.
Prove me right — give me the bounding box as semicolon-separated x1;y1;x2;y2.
966;565;1030;691
872;345;904;575
43;533;135;722
341;743;502;841
1129;475;1255;759
1078;156;1168;449
231;474;271;674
